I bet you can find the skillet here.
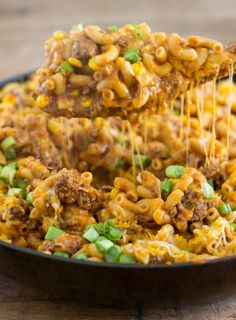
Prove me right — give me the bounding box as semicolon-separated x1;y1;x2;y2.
0;72;236;306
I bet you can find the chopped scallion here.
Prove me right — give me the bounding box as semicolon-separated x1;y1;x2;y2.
134;154;151;168
95;236;113;253
119;253;135;263
83;225;100;243
94;222;105;235
104;245;122;262
114;159;127;169
56;61;74;74
45;225;65;241
115;134;127;145
72;23;83;32
166;165;185;178
95;220;123;242
73;252;87;260
130;22;140;27
0;165;16;185
16;178;27;189
53;252;69;258
8;188;24;199
108;24;118;32
123;48;141;64
26;192;33;205
8;162;17;169
107;226;123;242
202;181;215;199
173;108;181;116
135;28;145;40
1;136;16;151
207;179;214;189
161;178;174;197
218;203;231;215
5;148;16;160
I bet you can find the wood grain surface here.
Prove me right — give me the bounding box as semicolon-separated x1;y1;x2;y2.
1;0;236;319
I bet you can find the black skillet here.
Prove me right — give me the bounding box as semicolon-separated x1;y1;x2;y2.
0;72;236;306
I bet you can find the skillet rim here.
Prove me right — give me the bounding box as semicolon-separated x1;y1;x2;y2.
1;71;236;270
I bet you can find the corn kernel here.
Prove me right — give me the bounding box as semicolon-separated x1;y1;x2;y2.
48;119;61;135
132;61;144;75
26;96;36;106
36;95;51;108
53;31;68;40
2;95;16;106
44;78;56;91
68;57;83;68
88;57;100;71
80;97;92;107
69;89;80;97
110;188;119;200
218;81;236;94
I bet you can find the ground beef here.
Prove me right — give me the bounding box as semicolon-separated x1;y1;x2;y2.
39;233;83;255
72;34;100;60
53;169;103;213
200;165;227;189
181;190;208;222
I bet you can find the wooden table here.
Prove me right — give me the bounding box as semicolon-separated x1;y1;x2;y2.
1;0;236;318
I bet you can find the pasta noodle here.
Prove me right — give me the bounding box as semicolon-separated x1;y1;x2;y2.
1;23;236;265
34;23;236;119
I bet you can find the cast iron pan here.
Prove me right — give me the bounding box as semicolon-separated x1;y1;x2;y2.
0;72;236;306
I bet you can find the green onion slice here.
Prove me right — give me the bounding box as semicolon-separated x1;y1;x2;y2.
83;226;100;243
16;178;27;189
130;22;140;27
1;136;16;151
8;162;17;169
53;252;69;258
123;48;141;64
26;192;33;205
207;179;214;189
119;253;135;263
114;159;127;169
202;181;215;199
73;252;87;260
72;23;83;32
135;28;145;40
134;154;151;168
95;236;113;253
8;188;24;199
106;226;123;242
218;203;231;215
165;165;185;178
0;165;16;185
173;108;181;116
94;220;124;242
161;178;174;197
104;245;122;262
5;148;16;160
56;61;74;73
45;225;65;241
115;134;127;145
108;24;118;32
